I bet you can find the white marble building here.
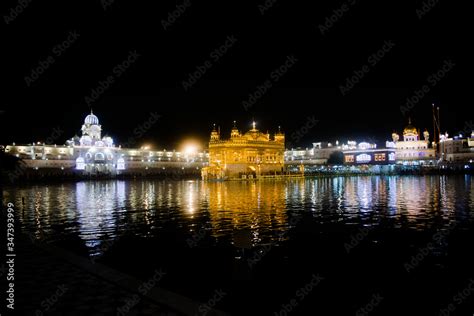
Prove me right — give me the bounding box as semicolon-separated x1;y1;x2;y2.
439;131;474;163
4;112;208;176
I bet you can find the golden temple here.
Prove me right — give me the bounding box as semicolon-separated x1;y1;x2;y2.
201;122;285;180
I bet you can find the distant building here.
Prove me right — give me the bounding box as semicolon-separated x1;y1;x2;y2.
4;112;207;176
286;141;344;165
202;122;285;180
386;119;436;165
343;142;396;165
439;131;474;163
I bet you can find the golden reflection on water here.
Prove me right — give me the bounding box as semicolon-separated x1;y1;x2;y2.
204;181;289;244
3;176;474;254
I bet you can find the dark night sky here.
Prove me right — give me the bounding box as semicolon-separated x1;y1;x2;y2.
1;0;471;150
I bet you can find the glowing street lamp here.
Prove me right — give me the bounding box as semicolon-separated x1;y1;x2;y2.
184;144;197;155
181;140;201;156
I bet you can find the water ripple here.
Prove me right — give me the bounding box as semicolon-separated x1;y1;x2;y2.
4;175;474;256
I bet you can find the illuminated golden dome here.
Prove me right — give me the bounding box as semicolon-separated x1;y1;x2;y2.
230;121;241;138
210;124;220;141
403;118;418;136
243;129;268;141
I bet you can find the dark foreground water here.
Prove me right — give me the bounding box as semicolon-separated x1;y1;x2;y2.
4;176;474;315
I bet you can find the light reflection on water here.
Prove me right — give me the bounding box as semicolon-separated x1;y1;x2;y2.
4;176;474;256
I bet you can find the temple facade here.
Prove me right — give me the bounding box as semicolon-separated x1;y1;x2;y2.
439;131;474;163
386;119;436;165
202;122;285;180
4;112;207;177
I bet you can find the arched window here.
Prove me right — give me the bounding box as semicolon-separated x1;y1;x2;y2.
95;153;105;161
117;158;125;170
76;157;85;170
356;154;371;163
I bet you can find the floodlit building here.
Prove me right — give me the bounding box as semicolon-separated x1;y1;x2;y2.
386;119;436;165
343;142;396;165
285;141;347;165
285;141;386;165
202;122;285;180
439;131;474;163
4;112;207;176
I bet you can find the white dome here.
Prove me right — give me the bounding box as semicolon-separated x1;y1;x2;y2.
84;113;99;125
103;137;114;147
80;135;92;146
